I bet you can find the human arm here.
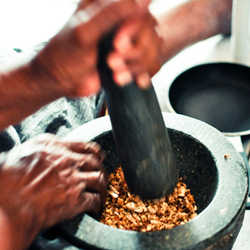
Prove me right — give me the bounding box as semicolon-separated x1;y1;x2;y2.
156;0;232;63
0;134;107;250
0;0;151;131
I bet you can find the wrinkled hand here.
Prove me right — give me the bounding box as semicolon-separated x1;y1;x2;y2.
107;11;163;89
0;134;107;249
30;0;151;98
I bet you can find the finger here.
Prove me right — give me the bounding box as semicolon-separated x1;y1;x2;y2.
113;21;141;55
135;72;152;89
113;70;134;86
47;170;107;220
113;70;151;88
63;141;106;166
87;169;108;206
78;192;102;214
61;151;105;172
107;52;133;86
44;193;102;226
70;170;108;207
107;52;128;72
78;153;105;171
112;13;161;76
66;141;105;156
113;12;156;53
74;170;108;194
108;50;152;88
73;0;151;44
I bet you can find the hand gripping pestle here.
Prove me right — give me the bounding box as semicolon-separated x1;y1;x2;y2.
98;32;178;200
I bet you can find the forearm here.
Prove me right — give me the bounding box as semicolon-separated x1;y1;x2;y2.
156;0;232;63
0;208;39;250
0;60;63;131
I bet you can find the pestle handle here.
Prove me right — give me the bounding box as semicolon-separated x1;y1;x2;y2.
98;31;178;200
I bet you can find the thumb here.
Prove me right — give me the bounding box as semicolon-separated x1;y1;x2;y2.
72;0;151;42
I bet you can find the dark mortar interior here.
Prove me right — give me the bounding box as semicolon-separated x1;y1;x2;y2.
93;129;217;213
62;128;218;238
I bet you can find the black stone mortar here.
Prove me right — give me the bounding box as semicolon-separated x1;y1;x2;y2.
29;113;249;250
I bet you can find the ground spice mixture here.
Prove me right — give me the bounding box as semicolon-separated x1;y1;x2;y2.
100;166;197;232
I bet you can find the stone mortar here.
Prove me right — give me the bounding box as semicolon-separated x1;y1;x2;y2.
30;113;249;250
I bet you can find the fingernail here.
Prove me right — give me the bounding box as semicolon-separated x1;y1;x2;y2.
116;71;133;86
137;72;151;89
107;53;125;69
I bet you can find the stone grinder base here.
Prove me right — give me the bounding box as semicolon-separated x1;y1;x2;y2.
29;113;248;250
